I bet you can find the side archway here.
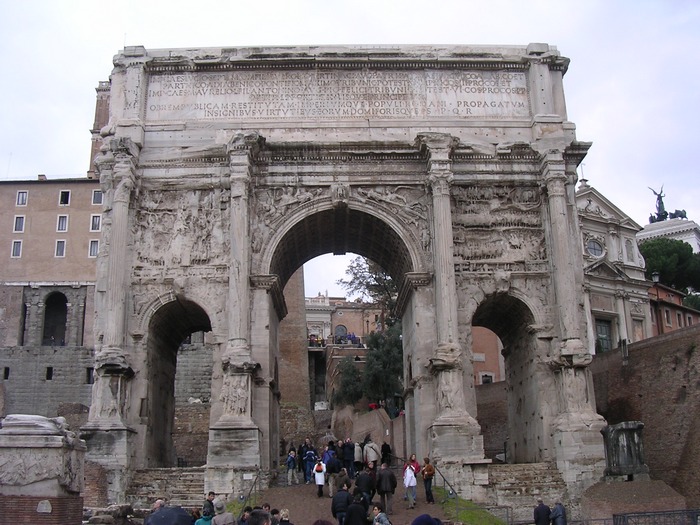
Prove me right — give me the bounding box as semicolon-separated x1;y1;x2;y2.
144;297;212;467
472;292;554;463
43;292;68;346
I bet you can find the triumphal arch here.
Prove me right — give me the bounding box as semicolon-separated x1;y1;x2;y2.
83;44;607;503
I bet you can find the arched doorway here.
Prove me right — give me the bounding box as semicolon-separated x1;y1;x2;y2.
145;297;212;467
472;292;554;463
43;292;67;345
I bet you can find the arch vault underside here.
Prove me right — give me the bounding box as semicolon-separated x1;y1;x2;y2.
84;44;608;505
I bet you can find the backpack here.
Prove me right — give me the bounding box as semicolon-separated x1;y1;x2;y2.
315;463;324;472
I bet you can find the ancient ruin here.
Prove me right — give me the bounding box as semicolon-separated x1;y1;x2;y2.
84;44;607;505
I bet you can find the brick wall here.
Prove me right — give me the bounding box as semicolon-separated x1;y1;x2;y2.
590;324;700;507
0;494;83;524
279;269;311;408
0;345;93;417
173;403;211;466
475;381;509;459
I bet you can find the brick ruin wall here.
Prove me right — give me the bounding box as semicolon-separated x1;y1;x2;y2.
475;324;700;508
589;324;700;508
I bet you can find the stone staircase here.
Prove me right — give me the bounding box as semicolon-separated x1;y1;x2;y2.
126;467;206;510
487;463;567;522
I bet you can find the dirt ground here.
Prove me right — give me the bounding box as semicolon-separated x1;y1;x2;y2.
257;479;448;525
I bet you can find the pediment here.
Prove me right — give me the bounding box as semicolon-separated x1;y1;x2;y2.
576;185;642;231
584;259;628;280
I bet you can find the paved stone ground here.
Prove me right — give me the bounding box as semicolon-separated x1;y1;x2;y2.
257;476;448;525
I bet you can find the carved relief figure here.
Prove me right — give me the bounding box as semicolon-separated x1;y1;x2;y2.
220;372;250;417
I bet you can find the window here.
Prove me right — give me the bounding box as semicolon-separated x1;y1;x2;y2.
46;367;54;380
16;191;27;206
13;216;25;233
664;309;672;326
57;215;68;232
92;190;103;205
595;319;613;353
11;240;22;258
586;239;604;257
55;240;66;257
86;367;94;384
3;367;8;380
688;316;694;326
90;214;101;232
59;190;71;206
89;240;99;257
677;312;683;328
481;373;494;384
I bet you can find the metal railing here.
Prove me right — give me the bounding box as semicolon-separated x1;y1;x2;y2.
613;509;700;525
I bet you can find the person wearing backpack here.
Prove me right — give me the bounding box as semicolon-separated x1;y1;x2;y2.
313;458;327;497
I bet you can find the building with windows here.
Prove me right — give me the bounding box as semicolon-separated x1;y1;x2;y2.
0;176;100;415
648;281;700;336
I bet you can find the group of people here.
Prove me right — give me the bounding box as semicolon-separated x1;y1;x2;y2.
196;497;287;525
534;498;568;525
287;437;392;488
285;436;438;525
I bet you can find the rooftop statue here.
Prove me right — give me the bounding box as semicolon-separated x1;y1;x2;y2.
648;186;687;223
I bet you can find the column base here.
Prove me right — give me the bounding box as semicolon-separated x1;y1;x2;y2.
429;418;487;463
207;426;261;469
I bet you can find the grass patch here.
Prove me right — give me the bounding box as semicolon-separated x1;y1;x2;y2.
433;487;506;525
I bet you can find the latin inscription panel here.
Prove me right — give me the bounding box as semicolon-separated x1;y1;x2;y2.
145;69;530;122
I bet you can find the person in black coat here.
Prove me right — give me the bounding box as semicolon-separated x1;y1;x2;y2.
345;493;369;525
331;483;354;525
534;499;551;525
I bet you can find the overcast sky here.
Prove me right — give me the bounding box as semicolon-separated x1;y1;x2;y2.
1;1;698;297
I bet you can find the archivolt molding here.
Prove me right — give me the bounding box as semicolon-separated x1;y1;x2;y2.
256;190;429;279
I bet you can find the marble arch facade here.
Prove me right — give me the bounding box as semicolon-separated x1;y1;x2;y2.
83;44;607;504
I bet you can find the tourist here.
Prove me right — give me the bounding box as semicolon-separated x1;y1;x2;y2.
354;466;374;506
336;467;352;494
144;499;165;525
411;514;443;525
534;498;551;525
376;462;397;515
213;499;236;525
345;493;368;525
327;450;343;497
270;509;280;525
248;509;271;525
371;503;391;525
302;440;317;483
354;442;364;475
204;492;216;517
278;508;294;525
550;501;567;525
363;439;381;467
314;457;327;497
196;509;214;525
286;450;300;485
342;438;356;478
420;457;435;504
331;482;354;525
381;441;392;466
403;463;417;509
238;506;253;525
403;454;420;500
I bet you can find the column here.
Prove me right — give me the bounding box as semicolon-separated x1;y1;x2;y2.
416;133;484;463
542;151;586;355
85;138;139;429
543;152;606;487
206;132;265;494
